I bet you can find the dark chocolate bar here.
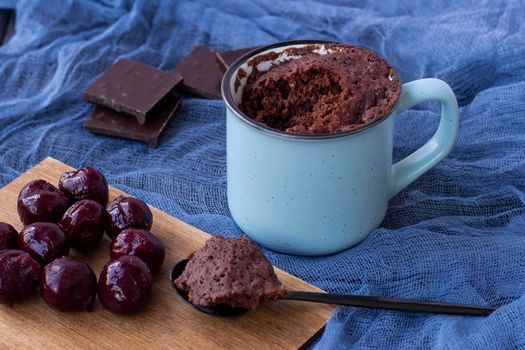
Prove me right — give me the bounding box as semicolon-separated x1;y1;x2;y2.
84;59;182;124
216;46;260;68
174;45;225;99
83;95;182;148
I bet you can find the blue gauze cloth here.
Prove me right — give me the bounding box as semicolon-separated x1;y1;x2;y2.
1;1;525;349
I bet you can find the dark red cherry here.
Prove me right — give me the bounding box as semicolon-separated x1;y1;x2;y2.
0;222;18;250
105;195;153;239
58;199;105;252
59;166;109;206
0;249;40;305
98;256;152;314
111;228;165;273
18;223;70;265
40;257;97;312
17;179;69;225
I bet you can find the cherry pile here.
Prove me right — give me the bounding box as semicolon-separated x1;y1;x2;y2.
0;166;165;314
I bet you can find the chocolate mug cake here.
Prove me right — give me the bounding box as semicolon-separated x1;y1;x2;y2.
240;44;402;134
223;40;459;255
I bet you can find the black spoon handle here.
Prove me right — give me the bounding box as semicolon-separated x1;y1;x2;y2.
285;291;496;316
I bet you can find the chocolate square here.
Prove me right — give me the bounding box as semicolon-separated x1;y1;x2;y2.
216;46;260;68
84;59;182;124
83;95;182;148
174;45;225;99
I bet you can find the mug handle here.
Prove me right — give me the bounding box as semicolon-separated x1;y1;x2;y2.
389;78;459;198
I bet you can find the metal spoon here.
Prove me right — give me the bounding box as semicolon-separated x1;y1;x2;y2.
170;259;496;317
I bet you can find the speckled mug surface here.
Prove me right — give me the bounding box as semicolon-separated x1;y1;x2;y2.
222;40;459;256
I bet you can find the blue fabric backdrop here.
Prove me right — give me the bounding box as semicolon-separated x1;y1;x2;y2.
1;0;525;348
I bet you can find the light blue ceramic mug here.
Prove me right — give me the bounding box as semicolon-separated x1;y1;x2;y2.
222;40;459;256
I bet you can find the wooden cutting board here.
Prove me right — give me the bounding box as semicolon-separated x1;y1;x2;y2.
0;157;334;350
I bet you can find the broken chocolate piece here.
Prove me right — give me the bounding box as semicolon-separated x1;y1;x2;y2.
83;95;181;148
216;46;260;68
174;45;225;99
84;59;182;124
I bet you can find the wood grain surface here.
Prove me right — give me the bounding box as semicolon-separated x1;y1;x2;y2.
0;157;334;350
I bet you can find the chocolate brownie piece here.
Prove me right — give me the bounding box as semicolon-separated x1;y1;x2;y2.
240;44;401;134
175;234;287;309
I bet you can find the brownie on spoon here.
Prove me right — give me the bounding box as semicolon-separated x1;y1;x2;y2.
175;234;287;309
